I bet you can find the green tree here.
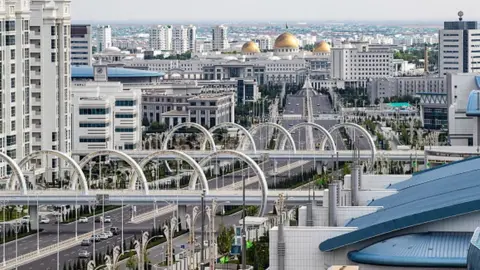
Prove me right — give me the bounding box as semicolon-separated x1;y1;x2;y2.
126;251;138;270
245;206;259;217
217;223;235;257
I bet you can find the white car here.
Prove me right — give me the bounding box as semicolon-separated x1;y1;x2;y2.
39;217;50;224
99;233;109;240
104;216;112;223
105;231;113;238
21;216;30;224
78;250;91;258
78;217;88;223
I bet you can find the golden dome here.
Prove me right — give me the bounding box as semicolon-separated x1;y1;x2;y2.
313;41;331;53
241;41;260;54
274;32;299;49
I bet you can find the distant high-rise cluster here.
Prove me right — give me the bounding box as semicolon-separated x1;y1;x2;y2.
149;24;197;53
71;24;92;66
97;25;112;52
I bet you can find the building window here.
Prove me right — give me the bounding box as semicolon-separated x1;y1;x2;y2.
51;39;56;49
6;135;16;146
115;127;136;132
11;121;15;131
6;35;15;46
6;21;15;31
10;49;15;60
51;53;56;62
79;137;106;143
51;26;56;36
52;132;57;142
79;122;109;128
124;143;135;150
115;100;136;106
79;108;110;115
10;107;15;117
115;113;134;118
10;78;15;88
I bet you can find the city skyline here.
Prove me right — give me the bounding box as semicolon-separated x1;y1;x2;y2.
71;0;477;23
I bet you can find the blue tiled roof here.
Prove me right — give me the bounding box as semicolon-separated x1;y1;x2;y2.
466;90;480;116
71;66;164;78
319;157;480;252
348;232;471;267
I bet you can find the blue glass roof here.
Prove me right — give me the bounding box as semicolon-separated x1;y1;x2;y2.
320;157;480;252
466;90;480;116
348;232;472;267
476;76;480;89
71;66;164;78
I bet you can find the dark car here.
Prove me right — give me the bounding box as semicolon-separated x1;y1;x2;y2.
110;227;120;235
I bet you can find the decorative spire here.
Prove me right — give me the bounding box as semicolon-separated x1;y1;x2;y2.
285;22;289;30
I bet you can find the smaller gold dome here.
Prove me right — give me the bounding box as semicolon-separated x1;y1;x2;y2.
241;41;260;54
313;41;331;53
274;32;299;49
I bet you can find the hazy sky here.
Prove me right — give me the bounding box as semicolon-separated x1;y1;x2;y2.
71;0;477;23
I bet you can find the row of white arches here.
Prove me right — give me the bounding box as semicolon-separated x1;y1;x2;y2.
3;149;269;216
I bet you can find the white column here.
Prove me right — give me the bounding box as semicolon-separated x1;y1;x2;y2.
29;206;39;231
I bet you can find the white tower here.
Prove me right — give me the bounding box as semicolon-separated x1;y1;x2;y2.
149;25;172;51
212;25;229;51
172;25;188;54
187;25;197;52
30;0;72;181
0;0;32;177
97;25;112;52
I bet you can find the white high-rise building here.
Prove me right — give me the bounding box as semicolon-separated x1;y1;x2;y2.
439;12;480;76
212;25;229;51
71;24;92;66
149;25;172;51
172;25;188;54
0;0;32;177
253;35;273;50
96;25;111;52
30;0;72;181
187;25;197;52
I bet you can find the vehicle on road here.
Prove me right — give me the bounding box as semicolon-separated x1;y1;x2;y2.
359;135;365;138
78;250;91;258
99;233;109;240
81;239;91;246
104;216;112;223
110;227;120;235
39;217;50;224
79;217;88;223
95;216;103;223
90;235;101;242
105;231;113;238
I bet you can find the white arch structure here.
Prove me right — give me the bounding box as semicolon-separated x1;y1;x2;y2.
279;122;337;152
162;122;217;173
8;150;88;194
200;122;257;152
244;123;297;152
1;152;28;195
138;150;210;194
76;149;149;194
162;122;217;152
189;150;269;217
321;123;376;162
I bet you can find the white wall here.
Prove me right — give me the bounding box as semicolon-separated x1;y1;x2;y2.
269;227;356;270
343;174;411;189
298;204;381;227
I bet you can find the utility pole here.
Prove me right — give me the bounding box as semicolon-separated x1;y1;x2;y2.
200;189;206;270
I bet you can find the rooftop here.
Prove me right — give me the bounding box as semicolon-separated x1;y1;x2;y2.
71;66;164;78
320;156;480;252
348;232;471;268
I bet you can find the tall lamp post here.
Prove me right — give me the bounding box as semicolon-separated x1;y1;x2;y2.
162;217;178;269
185;206;200;270
206;200;230;270
1;200;7;267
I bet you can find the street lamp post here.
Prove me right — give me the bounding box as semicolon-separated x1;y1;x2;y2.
185;206;200;270
206;200;230;270
1;200;7;267
162;217;178;269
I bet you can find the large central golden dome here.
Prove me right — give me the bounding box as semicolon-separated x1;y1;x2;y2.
274;32;299;49
241;41;260;54
313;40;331;53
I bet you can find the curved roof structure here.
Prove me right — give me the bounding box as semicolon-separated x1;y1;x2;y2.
348;232;471;268
320;157;480;251
313;41;331;53
466;90;480;116
71;66;164;79
241;41;260;54
274;32;299;49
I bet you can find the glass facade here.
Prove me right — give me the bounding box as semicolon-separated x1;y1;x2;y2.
423;107;448;130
